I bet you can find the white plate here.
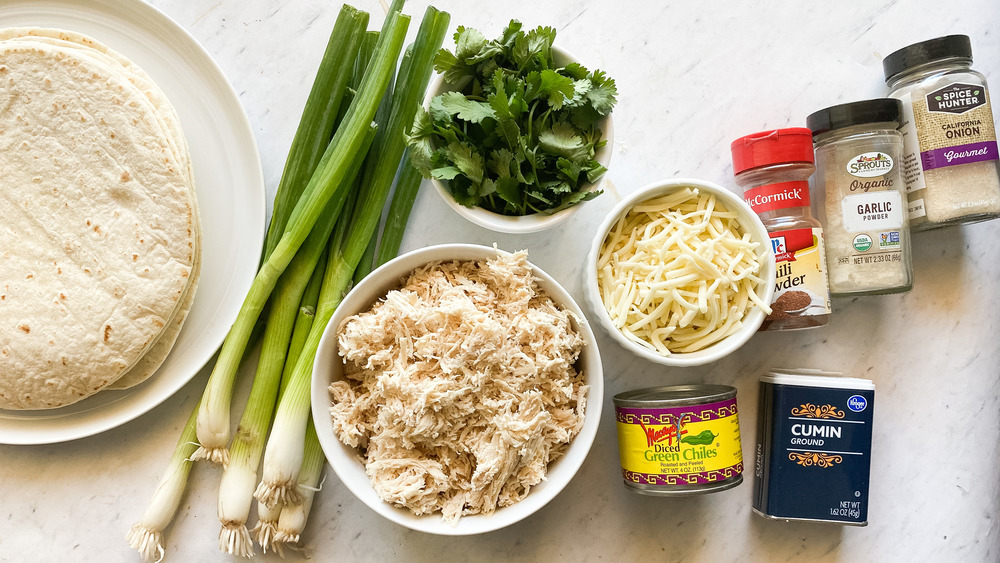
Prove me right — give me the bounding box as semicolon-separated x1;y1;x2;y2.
0;0;265;444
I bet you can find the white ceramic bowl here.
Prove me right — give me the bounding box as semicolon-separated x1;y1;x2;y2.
311;243;603;535
423;46;614;234
583;178;775;367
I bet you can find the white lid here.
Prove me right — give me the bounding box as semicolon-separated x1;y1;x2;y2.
761;368;875;390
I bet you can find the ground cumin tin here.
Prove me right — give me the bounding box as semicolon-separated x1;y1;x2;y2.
753;369;875;525
613;385;743;495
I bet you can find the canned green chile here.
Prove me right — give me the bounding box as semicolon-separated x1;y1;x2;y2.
613;385;743;496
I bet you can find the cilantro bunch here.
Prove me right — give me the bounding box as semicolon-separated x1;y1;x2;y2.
407;20;618;216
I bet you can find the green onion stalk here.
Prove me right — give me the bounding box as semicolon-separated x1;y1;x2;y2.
217;22;381;554
126;407;200;562
254;147;374;507
376;147;423;267
262;5;369;263
250;263;325;553
271;419;326;554
353;147;423;280
255;5;450;508
217;123;376;557
192;11;410;465
269;223;395;553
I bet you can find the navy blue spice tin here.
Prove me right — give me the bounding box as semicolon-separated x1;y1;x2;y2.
753;369;875;526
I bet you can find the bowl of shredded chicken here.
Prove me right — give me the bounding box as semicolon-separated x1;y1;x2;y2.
311;244;602;535
584;178;775;367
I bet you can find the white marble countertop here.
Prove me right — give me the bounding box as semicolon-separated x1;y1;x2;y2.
3;0;999;561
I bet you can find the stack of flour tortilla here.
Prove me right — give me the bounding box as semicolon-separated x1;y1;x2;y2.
0;28;202;410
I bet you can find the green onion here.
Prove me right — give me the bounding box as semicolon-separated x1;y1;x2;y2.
127;406;199;562
250;499;281;554
255;5;450;508
216;123;377;556
262;5;369;262
376;147;423;266
193;11;410;464
271;419;325;554
250;253;325;554
281;257;325;392
353;232;379;284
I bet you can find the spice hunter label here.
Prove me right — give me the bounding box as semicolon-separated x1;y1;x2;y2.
918;83;999;171
897;82;999;217
615;398;742;486
768;228;830;319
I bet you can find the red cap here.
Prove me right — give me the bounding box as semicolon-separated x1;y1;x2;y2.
730;127;815;175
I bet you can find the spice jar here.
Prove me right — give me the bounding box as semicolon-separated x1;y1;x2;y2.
731;128;831;330
883;34;1000;230
807;99;913;296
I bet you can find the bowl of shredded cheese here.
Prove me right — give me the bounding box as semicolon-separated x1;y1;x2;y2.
584;178;775;367
311;244;602;535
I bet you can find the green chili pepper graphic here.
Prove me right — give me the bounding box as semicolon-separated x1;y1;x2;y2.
681;430;717;445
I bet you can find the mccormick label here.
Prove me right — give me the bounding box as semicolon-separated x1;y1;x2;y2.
753;372;875;525
743;181;810;214
767;228;831;322
616;397;742;487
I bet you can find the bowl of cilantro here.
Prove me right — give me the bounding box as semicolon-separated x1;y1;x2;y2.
407;20;617;234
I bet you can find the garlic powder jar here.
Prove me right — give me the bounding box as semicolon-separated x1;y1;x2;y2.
883;35;1000;230
808;99;913;296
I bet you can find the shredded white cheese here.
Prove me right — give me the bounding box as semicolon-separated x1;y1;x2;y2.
331;251;587;524
597;187;770;355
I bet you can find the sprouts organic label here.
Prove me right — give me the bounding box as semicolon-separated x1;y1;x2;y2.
846;152;894;178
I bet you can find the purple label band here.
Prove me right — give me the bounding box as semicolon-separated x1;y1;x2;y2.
622;462;743;486
615;397;738;425
921;141;999;171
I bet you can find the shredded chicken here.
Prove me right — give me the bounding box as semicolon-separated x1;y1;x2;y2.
331;251;588;524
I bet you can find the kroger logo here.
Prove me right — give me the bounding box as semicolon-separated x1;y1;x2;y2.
847;395;867;412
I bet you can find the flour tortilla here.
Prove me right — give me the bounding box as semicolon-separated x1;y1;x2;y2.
0;29;193;178
0;29;204;391
0;39;198;409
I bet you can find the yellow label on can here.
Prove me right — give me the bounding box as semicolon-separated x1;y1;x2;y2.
615;397;743;486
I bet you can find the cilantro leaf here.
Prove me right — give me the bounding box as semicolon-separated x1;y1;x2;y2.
511;26;556;71
586;69;618;115
489;148;517;179
454;26;500;64
438;91;496;123
431;166;463;181
524;69;575;109
561;62;589;80
537;121;590;162
443;141;485;185
497;20;523;51
494;177;523;212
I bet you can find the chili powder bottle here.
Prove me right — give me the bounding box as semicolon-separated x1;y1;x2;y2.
731;128;831;330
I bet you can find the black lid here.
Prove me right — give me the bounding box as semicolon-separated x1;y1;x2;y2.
882;35;973;83
806;99;902;136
